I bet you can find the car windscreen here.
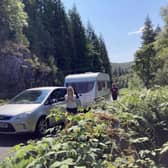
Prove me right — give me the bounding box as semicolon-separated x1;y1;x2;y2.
66;81;95;94
10;90;50;104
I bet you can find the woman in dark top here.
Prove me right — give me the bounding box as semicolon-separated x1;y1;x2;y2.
111;83;119;100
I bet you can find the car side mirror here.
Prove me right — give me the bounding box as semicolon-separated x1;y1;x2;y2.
57;97;65;102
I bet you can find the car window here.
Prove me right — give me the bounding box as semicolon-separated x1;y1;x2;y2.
10;90;50;104
49;89;66;101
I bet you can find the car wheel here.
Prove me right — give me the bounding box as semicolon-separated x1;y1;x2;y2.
83;107;91;113
35;116;48;137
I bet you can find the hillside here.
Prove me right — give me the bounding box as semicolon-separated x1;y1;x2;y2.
111;62;133;69
111;62;133;74
0;43;53;99
0;0;111;99
111;62;133;88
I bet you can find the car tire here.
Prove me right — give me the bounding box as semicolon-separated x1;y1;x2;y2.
35;116;48;137
83;107;91;113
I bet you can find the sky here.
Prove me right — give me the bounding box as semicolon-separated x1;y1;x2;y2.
62;0;168;63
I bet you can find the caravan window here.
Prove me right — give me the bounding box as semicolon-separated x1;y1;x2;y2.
107;81;111;89
98;81;106;91
66;82;94;94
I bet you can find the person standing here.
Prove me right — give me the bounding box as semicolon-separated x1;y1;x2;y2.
65;86;78;114
111;83;119;101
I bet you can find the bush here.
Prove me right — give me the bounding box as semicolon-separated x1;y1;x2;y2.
0;99;6;105
0;87;168;168
128;73;144;90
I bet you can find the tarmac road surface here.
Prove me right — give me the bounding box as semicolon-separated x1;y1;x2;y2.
0;134;36;161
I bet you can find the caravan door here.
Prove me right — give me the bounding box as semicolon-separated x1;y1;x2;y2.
66;81;96;107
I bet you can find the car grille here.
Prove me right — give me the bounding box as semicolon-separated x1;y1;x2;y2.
0;115;12;120
0;123;15;132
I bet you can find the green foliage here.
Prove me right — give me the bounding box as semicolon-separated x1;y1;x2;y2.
68;6;89;73
1;87;168;167
111;62;133;88
158;141;168;165
0;0;112;96
0;0;28;44
142;16;155;45
99;37;112;79
134;6;168;87
21;0;111;85
134;42;156;88
152;5;168;86
134;16;162;88
0;99;6;105
154;61;168;85
128;73;144;90
86;23;112;78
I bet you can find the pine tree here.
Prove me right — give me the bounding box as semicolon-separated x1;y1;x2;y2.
154;25;161;36
99;36;112;79
23;0;51;58
86;23;101;72
22;1;112;84
46;0;72;76
134;16;156;88
69;6;89;73
23;0;72;83
142;16;155;44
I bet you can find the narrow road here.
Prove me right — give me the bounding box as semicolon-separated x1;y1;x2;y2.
0;134;36;161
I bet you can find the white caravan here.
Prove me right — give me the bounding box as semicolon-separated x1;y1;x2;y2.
64;72;111;107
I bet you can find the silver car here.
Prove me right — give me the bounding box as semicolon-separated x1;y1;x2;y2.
0;87;80;136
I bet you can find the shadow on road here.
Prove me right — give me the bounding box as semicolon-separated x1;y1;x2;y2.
0;134;40;161
0;134;37;147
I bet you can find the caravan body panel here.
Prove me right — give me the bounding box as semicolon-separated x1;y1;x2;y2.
64;72;111;107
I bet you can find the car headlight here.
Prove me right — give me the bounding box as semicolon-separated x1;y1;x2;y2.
14;113;30;120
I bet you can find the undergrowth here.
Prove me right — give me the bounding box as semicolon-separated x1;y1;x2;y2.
0;86;168;168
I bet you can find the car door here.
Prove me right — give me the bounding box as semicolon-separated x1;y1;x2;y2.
45;88;67;126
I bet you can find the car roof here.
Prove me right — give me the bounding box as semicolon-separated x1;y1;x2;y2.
27;86;66;91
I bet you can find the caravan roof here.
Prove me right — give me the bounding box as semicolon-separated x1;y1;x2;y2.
65;72;109;83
